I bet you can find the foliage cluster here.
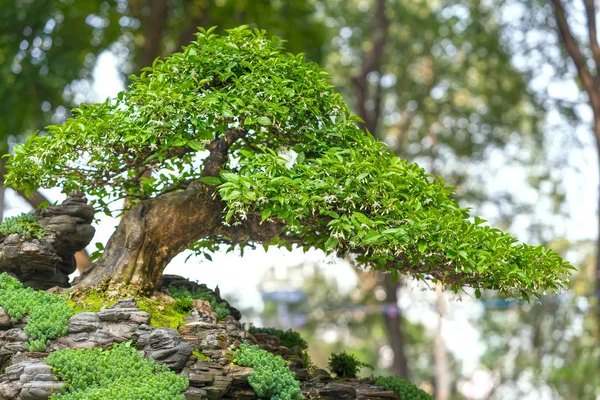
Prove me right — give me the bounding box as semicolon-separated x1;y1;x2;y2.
327;351;372;379
373;375;432;400
0;273;72;351
233;343;303;400
167;285;230;320
0;213;47;239
5;26;572;296
46;341;188;399
247;326;308;350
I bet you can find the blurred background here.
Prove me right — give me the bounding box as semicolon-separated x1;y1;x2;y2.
1;0;599;398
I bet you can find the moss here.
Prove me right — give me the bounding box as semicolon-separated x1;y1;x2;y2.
65;287;189;330
137;298;188;330
66;291;117;313
192;349;211;361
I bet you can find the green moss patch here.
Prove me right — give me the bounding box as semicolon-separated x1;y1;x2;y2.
66;288;189;330
0;273;72;351
46;342;188;399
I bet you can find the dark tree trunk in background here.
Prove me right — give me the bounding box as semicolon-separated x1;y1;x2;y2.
551;0;600;333
434;285;450;400
351;0;410;377
383;275;409;378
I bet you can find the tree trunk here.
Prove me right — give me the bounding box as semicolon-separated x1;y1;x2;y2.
382;274;409;378
77;132;285;293
434;285;450;400
78;181;222;292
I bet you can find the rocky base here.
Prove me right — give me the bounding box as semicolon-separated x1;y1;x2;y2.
0;191;95;290
0;277;399;400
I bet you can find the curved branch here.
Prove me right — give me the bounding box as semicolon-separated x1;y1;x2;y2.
584;0;600;70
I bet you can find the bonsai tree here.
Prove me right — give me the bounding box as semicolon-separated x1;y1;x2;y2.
6;26;573;296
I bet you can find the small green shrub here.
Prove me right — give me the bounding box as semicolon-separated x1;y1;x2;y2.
373;376;432;399
233;343;303;400
247;326;308;350
0;273;72;351
327;351;372;379
167;285;230;320
301;350;316;373
0;213;47;239
46;342;188;399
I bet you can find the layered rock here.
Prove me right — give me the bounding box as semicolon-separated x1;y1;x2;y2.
0;191;95;289
0;283;401;400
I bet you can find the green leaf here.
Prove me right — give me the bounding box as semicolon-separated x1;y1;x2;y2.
199;176;222;185
257;116;272;125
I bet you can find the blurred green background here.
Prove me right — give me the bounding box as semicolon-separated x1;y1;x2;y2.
1;0;599;398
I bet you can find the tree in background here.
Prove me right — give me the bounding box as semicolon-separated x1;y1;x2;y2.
318;0;553;389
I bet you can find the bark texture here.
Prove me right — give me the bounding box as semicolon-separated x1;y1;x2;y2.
77;131;285;293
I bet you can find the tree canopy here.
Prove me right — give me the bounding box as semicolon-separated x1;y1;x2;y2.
6;26;573;296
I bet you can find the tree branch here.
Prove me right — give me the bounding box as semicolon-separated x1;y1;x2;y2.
552;0;599;104
584;0;600;71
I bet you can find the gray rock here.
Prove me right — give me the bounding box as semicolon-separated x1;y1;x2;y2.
0;308;11;329
0;191;95;289
68;312;101;333
320;383;357;399
146;328;193;372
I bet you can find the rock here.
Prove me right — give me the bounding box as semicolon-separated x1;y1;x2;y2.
193;300;218;323
183;387;208;400
146;328;193;372
107;298;138;309
68;312;101;333
224;365;254;384
0;308;11;329
20;381;65;400
0;191;95;290
320;383;357;399
98;308;150;324
357;389;399;399
311;368;332;382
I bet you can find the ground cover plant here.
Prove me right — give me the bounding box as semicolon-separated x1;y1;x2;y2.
45;341;188;399
167;285;230;320
0;273;72;351
247;326;308;350
233;342;303;400
0;213;47;240
373;375;432;400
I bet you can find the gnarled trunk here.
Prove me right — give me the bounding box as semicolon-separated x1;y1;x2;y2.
78;182;222;292
76;133;287;293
